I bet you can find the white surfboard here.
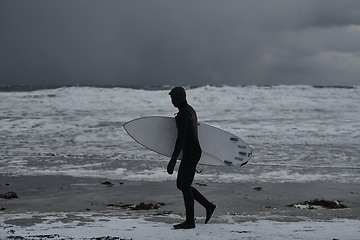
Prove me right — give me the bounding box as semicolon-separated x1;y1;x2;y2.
123;116;252;166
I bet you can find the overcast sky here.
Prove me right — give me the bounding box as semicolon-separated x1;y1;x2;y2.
1;0;360;86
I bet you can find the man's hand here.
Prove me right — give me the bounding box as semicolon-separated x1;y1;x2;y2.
167;157;177;175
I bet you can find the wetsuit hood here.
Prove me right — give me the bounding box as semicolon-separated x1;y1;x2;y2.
169;87;187;107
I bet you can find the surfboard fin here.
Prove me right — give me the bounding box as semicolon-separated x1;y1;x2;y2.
230;137;239;141
224;160;233;166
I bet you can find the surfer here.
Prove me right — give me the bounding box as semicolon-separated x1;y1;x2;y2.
167;86;216;229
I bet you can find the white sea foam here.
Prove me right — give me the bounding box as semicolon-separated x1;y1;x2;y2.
1;85;359;182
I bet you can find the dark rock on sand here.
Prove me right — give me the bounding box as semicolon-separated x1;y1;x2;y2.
101;181;114;187
0;191;18;199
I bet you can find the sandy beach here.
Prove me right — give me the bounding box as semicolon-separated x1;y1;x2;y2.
1;175;359;239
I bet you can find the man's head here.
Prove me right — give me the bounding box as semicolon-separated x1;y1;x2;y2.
169;86;186;107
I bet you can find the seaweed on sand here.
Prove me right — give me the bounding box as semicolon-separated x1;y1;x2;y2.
287;198;347;209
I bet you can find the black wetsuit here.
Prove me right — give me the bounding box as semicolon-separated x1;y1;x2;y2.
172;102;212;222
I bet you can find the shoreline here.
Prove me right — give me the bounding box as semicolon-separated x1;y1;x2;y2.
1;175;359;239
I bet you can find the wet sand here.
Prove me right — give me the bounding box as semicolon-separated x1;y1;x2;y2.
1;175;359;220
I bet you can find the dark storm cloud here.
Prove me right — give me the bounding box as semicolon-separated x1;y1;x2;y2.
1;0;360;86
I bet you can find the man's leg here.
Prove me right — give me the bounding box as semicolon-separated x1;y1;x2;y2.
191;186;216;223
175;160;196;229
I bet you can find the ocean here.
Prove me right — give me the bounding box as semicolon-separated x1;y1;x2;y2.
1;85;359;183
